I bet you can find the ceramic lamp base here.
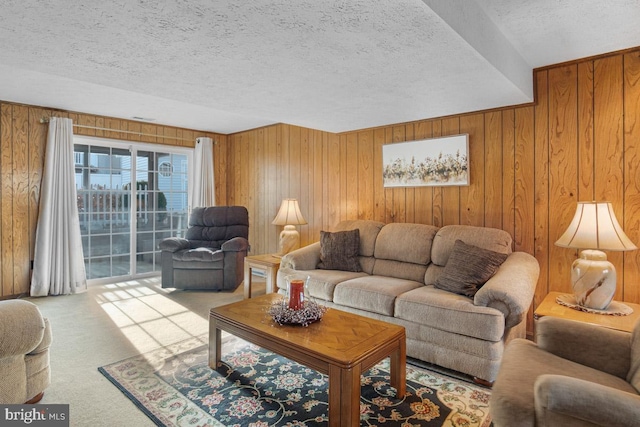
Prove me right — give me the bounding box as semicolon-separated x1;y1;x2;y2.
572;249;616;310
278;225;300;256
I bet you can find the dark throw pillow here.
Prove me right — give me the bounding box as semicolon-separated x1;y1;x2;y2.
317;229;362;272
435;239;508;297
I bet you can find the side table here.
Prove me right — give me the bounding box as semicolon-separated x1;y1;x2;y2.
534;291;640;333
243;254;281;299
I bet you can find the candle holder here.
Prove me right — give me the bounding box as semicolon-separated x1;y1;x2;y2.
288;279;305;310
269;276;327;326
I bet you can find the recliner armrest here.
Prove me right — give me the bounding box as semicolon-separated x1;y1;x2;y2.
0;300;46;357
534;374;640;426
221;237;249;252
536;316;631;378
159;237;191;253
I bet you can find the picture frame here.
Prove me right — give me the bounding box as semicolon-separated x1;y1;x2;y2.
382;134;470;187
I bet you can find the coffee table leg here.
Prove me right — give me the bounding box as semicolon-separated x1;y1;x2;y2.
243;263;252;299
328;364;361;427
389;337;406;397
208;317;221;369
265;266;276;294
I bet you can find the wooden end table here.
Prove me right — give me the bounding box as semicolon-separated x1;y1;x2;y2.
209;294;406;427
534;291;640;333
243;254;281;299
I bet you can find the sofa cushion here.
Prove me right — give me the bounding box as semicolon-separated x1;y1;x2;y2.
333;276;423;316
372;223;438;282
281;269;368;302
318;229;362;272
431;225;512;267
435;240;508;297
374;223;439;265
395;286;506;341
333;220;384;257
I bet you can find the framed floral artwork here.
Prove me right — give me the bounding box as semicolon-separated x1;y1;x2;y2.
382;134;469;187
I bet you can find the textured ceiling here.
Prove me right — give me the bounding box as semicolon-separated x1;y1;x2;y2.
0;0;639;134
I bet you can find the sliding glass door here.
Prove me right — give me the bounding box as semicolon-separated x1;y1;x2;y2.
74;136;191;282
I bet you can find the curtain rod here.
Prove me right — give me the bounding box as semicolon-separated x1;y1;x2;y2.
39;117;214;144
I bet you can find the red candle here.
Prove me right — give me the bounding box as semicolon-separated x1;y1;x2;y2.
288;280;305;310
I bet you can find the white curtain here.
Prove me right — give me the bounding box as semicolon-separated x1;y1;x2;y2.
190;137;216;208
31;117;87;296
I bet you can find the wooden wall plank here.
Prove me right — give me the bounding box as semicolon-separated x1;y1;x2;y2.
548;65;579;294
383;128;395;224
339;134;348;222
373;128;386;223
28;108;49;271
502;110;516;243
578;61;595;200
299;127;310;246
460;114;484;226
12;105;30;294
311;129;324;241
623;51;640;303
594;55;625;300
345;131;358;220
255;128;266;252
534;70;551;312
262;127;275;251
211;132;227;205
515;105;536;333
484;112;503;229
514;106;535;254
326;132;341;228
391;126;406;223
1;104;14;296
357;130;374;220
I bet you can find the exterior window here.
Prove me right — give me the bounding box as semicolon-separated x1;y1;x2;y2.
74;137;190;282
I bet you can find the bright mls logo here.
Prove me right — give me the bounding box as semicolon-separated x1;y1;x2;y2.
0;405;69;427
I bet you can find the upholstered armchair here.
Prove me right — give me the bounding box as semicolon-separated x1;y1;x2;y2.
160;206;249;290
0;300;52;404
490;316;640;427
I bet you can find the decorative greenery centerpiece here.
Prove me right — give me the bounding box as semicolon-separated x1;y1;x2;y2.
268;299;327;327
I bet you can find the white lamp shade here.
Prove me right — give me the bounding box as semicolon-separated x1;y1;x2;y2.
555;201;637;251
272;199;307;226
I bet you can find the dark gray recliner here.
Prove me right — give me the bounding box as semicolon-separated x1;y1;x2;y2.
159;206;249;290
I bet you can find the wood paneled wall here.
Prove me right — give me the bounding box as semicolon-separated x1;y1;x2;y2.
227;47;640;334
0;102;227;298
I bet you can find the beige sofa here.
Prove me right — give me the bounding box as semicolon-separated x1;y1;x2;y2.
0;300;52;403
276;220;539;383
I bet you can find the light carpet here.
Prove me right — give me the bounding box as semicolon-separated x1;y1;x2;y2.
99;336;493;427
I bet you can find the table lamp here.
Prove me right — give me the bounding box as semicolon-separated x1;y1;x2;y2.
555;201;637;310
272;199;307;257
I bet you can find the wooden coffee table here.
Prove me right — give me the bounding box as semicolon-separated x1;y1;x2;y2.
209;294;406;427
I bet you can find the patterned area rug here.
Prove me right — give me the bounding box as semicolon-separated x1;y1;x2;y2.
99;336;492;426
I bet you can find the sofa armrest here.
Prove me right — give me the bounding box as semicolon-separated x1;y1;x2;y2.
473;251;539;328
0;300;46;357
280;242;321;270
534;375;640;426
159;237;191;252
221;237;249;252
536;316;631;378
